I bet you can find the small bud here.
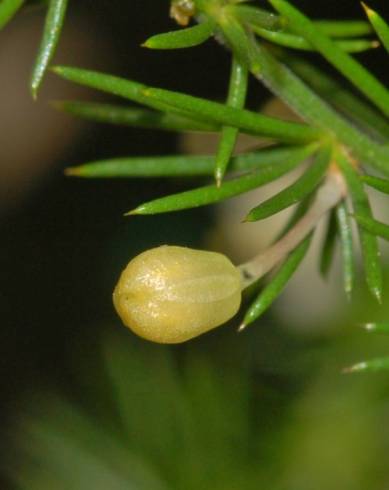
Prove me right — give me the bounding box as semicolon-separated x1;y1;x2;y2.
170;0;195;26
113;245;242;343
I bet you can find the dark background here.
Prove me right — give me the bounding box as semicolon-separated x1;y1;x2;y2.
1;1;389;486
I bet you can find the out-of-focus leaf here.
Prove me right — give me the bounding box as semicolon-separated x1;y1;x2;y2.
101;334;253;488
31;0;68;98
344;357;389;373
0;0;24;30
11;399;168;490
362;323;389;334
102;336;193;470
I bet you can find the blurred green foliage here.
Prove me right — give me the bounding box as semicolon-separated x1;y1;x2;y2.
7;323;389;490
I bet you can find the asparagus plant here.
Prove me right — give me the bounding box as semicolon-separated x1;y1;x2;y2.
5;0;389;369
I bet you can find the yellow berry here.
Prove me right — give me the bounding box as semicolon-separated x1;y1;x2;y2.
113;245;242;343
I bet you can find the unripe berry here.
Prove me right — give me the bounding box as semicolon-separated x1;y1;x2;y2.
113;245;242;343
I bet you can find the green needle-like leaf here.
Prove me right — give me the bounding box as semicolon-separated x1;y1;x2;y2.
214;125;240;182
314;19;372;38
320;208;338;277
268;0;389;118
53;65;321;142
127;145;314;215
143;21;214;49
228;6;371;37
66;145;315;179
218;9;260;71
245;145;330;222
192;2;389;172
245;43;389;176
53;62;389;176
142;86;321;144
362;175;389;194
228;4;281;31
336;202;355;298
362;322;389;334
344;357;389;373
52;65;190;115
215;56;248;185
253;27;377;53
354;214;389;241
52;65;209;126
0;0;24;30
286;58;389;141
362;3;389;54
31;0;68;98
54;101;217;132
241;237;311;328
336;151;383;302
